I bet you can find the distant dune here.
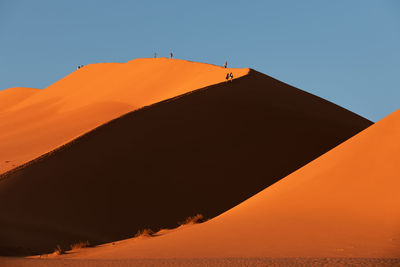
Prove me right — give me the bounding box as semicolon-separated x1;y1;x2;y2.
0;87;40;113
0;67;371;256
63;107;400;259
0;58;248;174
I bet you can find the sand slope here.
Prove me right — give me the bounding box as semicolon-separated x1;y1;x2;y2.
0;58;248;174
0;70;371;256
67;108;400;259
0;87;40;113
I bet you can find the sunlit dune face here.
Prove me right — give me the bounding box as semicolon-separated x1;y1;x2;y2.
0;87;40;113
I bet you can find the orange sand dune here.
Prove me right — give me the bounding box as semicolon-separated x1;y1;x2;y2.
0;87;40;113
0;58;248;174
65;108;400;259
0;70;371;256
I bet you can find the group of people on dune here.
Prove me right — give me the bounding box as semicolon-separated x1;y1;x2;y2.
224;61;234;81
226;72;234;82
153;53;233;81
153;52;174;58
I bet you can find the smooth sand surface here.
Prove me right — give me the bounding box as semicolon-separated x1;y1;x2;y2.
0;87;40;113
59;108;400;259
2;257;400;267
0;70;371;256
0;58;248;174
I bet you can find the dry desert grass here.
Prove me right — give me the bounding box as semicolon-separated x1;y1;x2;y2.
179;214;205;226
70;241;91;250
134;229;154;238
52;245;65;256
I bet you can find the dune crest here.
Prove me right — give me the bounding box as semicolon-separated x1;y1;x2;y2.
67;108;400;259
0;58;248;174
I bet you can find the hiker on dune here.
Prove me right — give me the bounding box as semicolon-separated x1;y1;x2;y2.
230;72;233;81
170;52;173;59
224;61;227;68
226;73;230;82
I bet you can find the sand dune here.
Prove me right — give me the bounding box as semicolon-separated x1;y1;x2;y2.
0;58;248;174
0;69;371;256
0;87;40;113
64;107;400;259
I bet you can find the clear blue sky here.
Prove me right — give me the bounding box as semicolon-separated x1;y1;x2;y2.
1;0;399;122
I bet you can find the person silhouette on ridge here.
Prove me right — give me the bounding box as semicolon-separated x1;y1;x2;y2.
230;72;233;81
224;61;227;68
170;52;173;59
226;73;230;82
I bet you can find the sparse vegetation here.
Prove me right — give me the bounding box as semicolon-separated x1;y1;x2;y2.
134;228;154;238
179;214;205;226
70;240;91;250
53;245;65;255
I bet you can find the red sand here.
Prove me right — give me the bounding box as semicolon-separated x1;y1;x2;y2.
61;108;400;259
0;68;371;256
0;58;248;174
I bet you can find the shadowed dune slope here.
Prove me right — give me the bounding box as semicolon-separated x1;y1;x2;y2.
0;58;248;174
0;70;371;256
68;108;400;259
0;87;40;113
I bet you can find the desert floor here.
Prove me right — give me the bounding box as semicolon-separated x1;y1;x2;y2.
2;257;400;267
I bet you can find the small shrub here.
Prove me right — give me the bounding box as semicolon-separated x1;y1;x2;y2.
53;245;65;255
70;240;91;250
179;214;205;226
134;228;154;238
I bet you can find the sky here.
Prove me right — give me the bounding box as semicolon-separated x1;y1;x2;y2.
0;0;399;122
